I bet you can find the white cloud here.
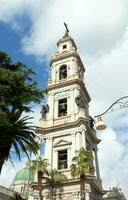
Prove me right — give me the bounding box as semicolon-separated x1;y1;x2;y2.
87;27;128;116
0;0;128;198
0;159;25;187
98;128;128;197
1;0;128;55
21;0;128;56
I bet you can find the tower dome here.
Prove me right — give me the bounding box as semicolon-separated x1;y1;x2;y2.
12;167;34;182
10;166;34;199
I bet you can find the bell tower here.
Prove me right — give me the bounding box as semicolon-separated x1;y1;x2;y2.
38;25;104;199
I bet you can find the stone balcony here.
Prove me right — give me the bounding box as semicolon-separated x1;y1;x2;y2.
53;115;71;126
48;72;82;87
51;47;76;59
39;109;86;128
58;169;71;179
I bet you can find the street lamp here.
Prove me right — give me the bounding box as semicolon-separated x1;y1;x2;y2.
94;96;128;130
95;117;107;130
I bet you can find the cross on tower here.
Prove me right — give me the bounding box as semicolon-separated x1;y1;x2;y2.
64;22;69;34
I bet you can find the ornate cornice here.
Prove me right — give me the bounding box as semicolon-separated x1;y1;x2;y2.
49;51;85;72
37;118;100;144
46;79;91;103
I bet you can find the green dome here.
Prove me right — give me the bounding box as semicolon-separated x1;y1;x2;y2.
13;167;34;182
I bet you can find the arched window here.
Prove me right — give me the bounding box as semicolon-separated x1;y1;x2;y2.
59;65;67;80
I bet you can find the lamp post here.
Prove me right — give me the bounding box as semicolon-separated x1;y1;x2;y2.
94;96;128;130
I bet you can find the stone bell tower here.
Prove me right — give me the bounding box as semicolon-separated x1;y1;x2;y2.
37;26;104;199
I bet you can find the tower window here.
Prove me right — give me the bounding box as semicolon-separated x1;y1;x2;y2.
58;98;67;117
58;149;68;169
63;45;67;49
59;65;67;80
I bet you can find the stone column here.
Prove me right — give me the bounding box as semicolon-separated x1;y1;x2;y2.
45;137;53;169
93;146;101;182
52;64;56;83
85;192;90;200
71;133;76;159
47;92;54;126
75;132;82;150
80;125;87;148
68;147;71;168
81;130;86;148
56;69;59;83
53;149;58;169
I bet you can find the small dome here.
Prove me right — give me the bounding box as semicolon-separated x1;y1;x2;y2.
12;167;34;182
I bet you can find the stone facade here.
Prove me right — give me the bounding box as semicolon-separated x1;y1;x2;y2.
34;32;104;199
9;32;126;200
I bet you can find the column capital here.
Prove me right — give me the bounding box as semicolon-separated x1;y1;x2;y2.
93;145;98;151
47;136;53;141
79;124;87;133
71;132;76;137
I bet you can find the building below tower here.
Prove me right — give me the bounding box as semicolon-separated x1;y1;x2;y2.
103;187;126;200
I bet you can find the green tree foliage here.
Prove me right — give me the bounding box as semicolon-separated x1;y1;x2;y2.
46;169;67;200
30;156;49;200
70;147;94;200
0;51;44;173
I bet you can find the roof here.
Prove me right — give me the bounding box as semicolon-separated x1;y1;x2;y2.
57;33;77;50
103;187;126;200
0;185;14;200
12;167;34;182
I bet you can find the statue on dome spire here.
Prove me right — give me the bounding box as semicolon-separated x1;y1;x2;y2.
63;22;70;38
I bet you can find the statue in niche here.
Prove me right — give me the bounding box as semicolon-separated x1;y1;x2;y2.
75;95;85;109
40;104;49;118
89;115;95;129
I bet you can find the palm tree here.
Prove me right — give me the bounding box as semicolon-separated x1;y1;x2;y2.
21;143;40;200
45;169;67;200
0;109;39;173
70;147;94;200
23;143;39;160
30;156;49;200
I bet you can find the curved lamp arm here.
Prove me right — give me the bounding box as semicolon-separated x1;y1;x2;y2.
94;96;128;118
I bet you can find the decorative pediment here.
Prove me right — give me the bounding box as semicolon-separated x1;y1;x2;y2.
54;139;72;147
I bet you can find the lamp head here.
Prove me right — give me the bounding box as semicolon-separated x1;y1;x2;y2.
96;117;107;130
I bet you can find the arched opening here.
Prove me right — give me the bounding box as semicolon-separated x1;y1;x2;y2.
58;98;67;117
59;65;67;80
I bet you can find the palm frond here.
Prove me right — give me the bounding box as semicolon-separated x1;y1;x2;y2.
70;147;95;178
30;156;49;175
46;169;67;186
0;110;39;173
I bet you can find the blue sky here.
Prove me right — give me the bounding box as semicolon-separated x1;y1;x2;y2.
0;21;49;89
0;0;128;198
0;17;47;165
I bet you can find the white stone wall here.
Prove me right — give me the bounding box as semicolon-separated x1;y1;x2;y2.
44;124;88;175
37;34;103;200
39;84;89;128
33;180;103;200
